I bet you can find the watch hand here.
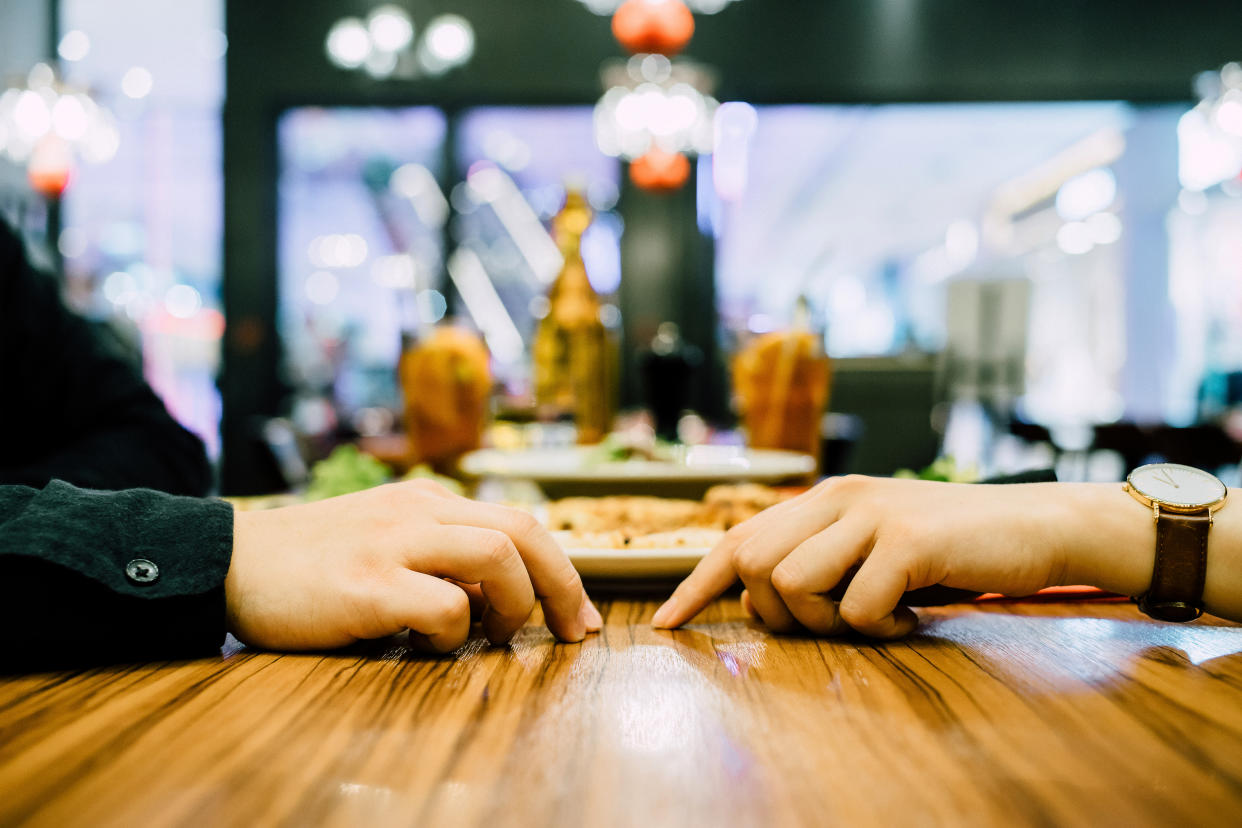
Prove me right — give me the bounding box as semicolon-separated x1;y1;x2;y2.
1153;468;1179;488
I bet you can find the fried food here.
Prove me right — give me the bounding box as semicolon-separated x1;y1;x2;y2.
549;484;797;549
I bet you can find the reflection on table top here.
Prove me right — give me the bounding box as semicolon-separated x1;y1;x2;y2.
3;599;1242;826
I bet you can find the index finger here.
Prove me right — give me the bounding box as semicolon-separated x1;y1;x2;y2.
427;497;589;643
651;485;826;629
649;535;739;629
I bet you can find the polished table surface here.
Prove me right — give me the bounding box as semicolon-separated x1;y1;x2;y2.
3;598;1242;827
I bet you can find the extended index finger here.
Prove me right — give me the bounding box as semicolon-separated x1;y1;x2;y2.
649;536;740;629
651;485;829;629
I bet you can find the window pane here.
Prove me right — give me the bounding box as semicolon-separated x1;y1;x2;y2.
277;106;448;436
452;106;621;391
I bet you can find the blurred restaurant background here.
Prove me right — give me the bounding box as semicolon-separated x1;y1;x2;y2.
3;0;1242;495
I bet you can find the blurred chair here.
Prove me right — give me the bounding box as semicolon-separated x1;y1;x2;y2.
826;354;940;476
819;412;862;477
1091;422;1242;473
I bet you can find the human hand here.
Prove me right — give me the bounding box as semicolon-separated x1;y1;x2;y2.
226;479;602;653
651;475;1077;638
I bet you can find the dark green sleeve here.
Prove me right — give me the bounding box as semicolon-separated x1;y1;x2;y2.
0;481;233;670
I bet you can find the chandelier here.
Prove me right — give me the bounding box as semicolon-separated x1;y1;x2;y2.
0;63;120;197
576;0;743;15
594;54;716;160
588;0;723;191
325;5;475;80
1194;62;1242;141
1182;61;1242;192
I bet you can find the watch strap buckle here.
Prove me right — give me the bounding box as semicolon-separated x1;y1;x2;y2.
1134;594;1203;623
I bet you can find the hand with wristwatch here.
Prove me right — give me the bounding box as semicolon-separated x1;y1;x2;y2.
654;465;1242;636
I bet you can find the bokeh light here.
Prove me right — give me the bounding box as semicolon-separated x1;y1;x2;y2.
57;30;91;62
367;5;414;54
121;66;154;99
326;18;371;69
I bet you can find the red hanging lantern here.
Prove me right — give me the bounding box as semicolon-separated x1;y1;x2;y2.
629;148;691;192
27;135;74;198
612;0;695;56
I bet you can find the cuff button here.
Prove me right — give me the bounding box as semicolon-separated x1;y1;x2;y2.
125;558;160;584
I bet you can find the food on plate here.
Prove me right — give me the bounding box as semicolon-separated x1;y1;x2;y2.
230;446;466;508
626;528;727;549
892;455;977;483
547;496;702;534
586;430;675;464
305;445;392;501
548;483;798;549
699;481;790;527
551;530;628;549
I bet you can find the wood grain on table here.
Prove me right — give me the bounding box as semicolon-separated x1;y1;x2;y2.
2;599;1242;827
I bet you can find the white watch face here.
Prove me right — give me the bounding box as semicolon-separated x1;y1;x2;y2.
1128;463;1227;509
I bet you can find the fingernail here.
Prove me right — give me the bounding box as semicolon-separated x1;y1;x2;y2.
576;601;598;635
651;598;677;628
584;599;604;631
565;606;586;642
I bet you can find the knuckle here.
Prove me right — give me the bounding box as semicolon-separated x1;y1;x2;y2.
809;478;836;500
405;477;449;496
428;588;471;631
477;530;518;568
733;541;773;581
503;508;543;540
770;559;804;594
379;482;438;517
833;474;869;495
371;482;411;512
721;522;751;548
837;598;873;630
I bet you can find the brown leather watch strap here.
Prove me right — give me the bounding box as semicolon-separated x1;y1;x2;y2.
1137;509;1210;622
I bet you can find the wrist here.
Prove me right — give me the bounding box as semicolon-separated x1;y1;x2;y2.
225;509;255;637
1052;483;1157;596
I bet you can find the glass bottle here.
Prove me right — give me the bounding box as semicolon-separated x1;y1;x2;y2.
640;322;701;441
532;189;614;444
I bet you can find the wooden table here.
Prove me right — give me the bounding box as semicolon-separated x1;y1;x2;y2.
3;598;1242;827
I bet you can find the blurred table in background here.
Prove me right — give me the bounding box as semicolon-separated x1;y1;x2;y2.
1091;422;1242;472
3;599;1242;825
824;354;941;476
1007;418;1242;481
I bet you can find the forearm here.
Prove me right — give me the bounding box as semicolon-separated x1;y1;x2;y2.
1054;483;1242;623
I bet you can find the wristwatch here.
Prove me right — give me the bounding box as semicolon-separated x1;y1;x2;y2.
1124;462;1228;622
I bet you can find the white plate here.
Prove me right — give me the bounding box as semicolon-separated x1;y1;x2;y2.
461;445;814;499
563;545;711;579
